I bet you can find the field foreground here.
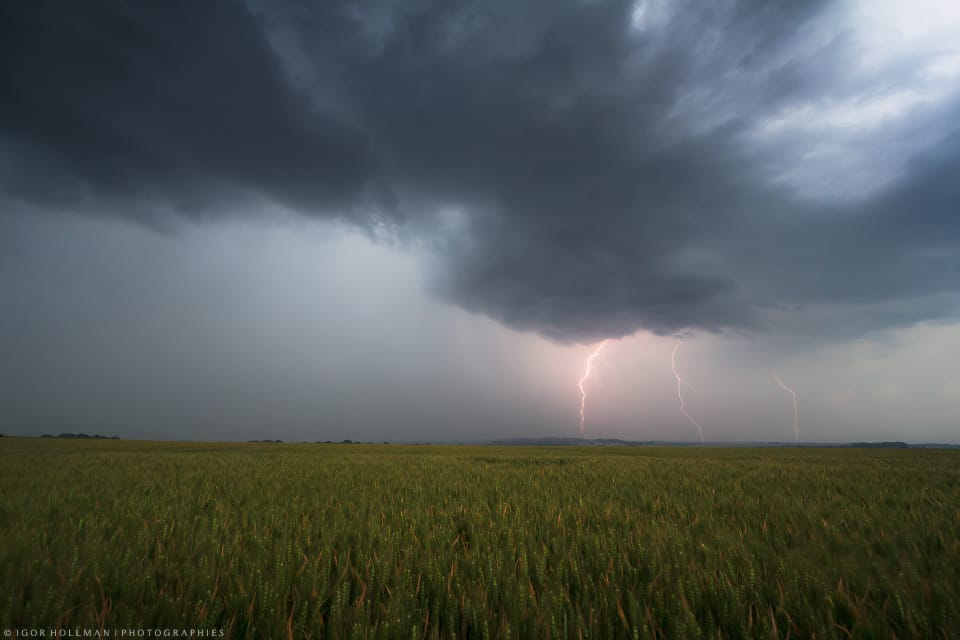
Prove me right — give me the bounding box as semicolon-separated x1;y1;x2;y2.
1;440;958;638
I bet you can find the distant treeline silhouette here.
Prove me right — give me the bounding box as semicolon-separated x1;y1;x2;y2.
245;440;379;444
41;433;120;440
310;440;391;445
849;441;909;448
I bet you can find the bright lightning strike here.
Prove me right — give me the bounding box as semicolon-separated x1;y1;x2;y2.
578;340;608;432
672;339;704;442
772;370;799;442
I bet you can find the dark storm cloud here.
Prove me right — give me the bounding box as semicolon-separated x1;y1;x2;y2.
737;128;960;305
2;0;957;342
0;0;384;220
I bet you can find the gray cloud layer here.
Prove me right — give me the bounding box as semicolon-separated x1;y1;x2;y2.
2;0;958;342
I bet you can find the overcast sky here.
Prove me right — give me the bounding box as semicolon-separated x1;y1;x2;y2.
1;0;958;443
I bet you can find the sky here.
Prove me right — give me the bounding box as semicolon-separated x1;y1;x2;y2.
1;0;958;443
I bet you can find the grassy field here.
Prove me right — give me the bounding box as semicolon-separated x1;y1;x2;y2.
0;439;958;638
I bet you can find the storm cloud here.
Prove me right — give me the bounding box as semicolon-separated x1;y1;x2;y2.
2;0;958;343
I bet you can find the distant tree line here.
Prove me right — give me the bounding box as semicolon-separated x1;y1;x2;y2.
848;441;909;448
40;433;120;439
246;440;394;444
310;440;396;445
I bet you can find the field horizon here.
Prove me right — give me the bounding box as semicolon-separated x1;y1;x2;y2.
5;433;959;449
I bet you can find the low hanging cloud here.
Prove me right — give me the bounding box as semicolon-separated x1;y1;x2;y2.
0;0;384;219
2;0;958;343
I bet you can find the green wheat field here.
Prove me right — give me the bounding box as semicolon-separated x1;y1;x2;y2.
1;439;958;638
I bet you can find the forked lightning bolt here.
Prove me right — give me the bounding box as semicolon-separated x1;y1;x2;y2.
772;370;799;442
672;339;704;442
578;340;608;432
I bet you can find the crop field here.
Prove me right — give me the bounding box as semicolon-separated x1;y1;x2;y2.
1;439;958;638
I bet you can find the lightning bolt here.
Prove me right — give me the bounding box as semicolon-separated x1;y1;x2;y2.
772;370;799;442
599;349;620;390
578;340;608;432
672;339;704;442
